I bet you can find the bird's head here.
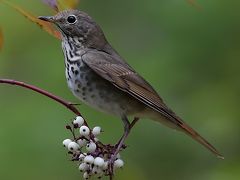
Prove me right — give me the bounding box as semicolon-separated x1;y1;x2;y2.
38;10;107;48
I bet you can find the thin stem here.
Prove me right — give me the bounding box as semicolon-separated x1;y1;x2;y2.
0;79;88;126
1;78;141;180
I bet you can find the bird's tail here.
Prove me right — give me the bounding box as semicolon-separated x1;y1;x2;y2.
148;111;224;159
179;122;224;159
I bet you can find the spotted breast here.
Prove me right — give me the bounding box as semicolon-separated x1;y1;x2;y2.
62;36;144;117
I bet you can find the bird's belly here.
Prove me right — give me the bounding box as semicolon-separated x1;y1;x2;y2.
65;64;144;117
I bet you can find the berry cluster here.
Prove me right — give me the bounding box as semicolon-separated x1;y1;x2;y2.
63;116;124;179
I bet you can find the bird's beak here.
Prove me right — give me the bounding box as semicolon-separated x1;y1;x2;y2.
38;16;55;23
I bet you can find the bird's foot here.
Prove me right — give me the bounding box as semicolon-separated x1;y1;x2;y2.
107;117;139;178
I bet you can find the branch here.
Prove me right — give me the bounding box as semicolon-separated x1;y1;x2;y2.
0;79;89;125
0;78;139;179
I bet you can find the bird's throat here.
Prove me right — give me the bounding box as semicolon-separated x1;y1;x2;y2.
62;36;86;63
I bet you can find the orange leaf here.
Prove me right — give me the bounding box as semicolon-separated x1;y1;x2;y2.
0;27;3;51
1;0;61;39
57;0;79;11
186;0;202;10
42;0;59;12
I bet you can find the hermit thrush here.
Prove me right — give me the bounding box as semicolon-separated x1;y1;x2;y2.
38;10;223;162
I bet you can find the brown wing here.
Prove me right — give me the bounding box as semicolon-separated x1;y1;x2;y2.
82;50;223;159
82;50;181;124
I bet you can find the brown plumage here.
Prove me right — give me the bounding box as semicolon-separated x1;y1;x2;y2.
82;49;223;159
39;9;223;160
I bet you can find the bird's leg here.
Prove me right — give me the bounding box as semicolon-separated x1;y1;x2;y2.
115;115;130;153
108;116;139;177
130;117;140;129
109;115;130;177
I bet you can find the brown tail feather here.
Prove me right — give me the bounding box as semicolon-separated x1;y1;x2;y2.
147;109;224;158
180;123;224;159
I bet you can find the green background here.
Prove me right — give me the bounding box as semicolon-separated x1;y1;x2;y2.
0;0;239;179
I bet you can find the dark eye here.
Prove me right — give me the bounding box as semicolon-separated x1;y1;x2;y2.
67;15;77;24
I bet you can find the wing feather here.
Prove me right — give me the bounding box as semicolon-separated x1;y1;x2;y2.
82;50;223;158
82;50;181;125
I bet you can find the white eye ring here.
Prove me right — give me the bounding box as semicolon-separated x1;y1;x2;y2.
67;15;77;24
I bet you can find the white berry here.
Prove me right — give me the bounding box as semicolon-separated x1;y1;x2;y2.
73;116;84;126
79;163;89;172
79;153;86;160
94;157;104;167
117;153;121;159
86;141;97;153
67;142;80;152
62;139;72;148
102;161;108;170
84;155;94;164
97;174;103;179
80;126;90;137
114;159;124;169
92;126;101;136
92;166;103;175
83;172;90;179
77;139;87;147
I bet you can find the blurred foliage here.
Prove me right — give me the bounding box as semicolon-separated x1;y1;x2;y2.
42;0;80;12
0;0;61;39
56;0;79;11
0;0;81;40
187;0;202;10
0;27;3;50
0;0;239;180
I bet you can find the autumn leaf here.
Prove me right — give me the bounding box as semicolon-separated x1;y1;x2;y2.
43;0;79;11
0;28;3;51
0;0;197;50
42;0;58;12
186;0;202;10
1;0;61;39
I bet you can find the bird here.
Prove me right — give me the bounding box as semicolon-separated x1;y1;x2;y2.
38;10;223;163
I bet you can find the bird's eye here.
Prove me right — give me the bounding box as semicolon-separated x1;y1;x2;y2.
67;15;77;24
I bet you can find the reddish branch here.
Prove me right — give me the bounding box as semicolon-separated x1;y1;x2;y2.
0;79;86;120
0;78;140;180
0;78;139;128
